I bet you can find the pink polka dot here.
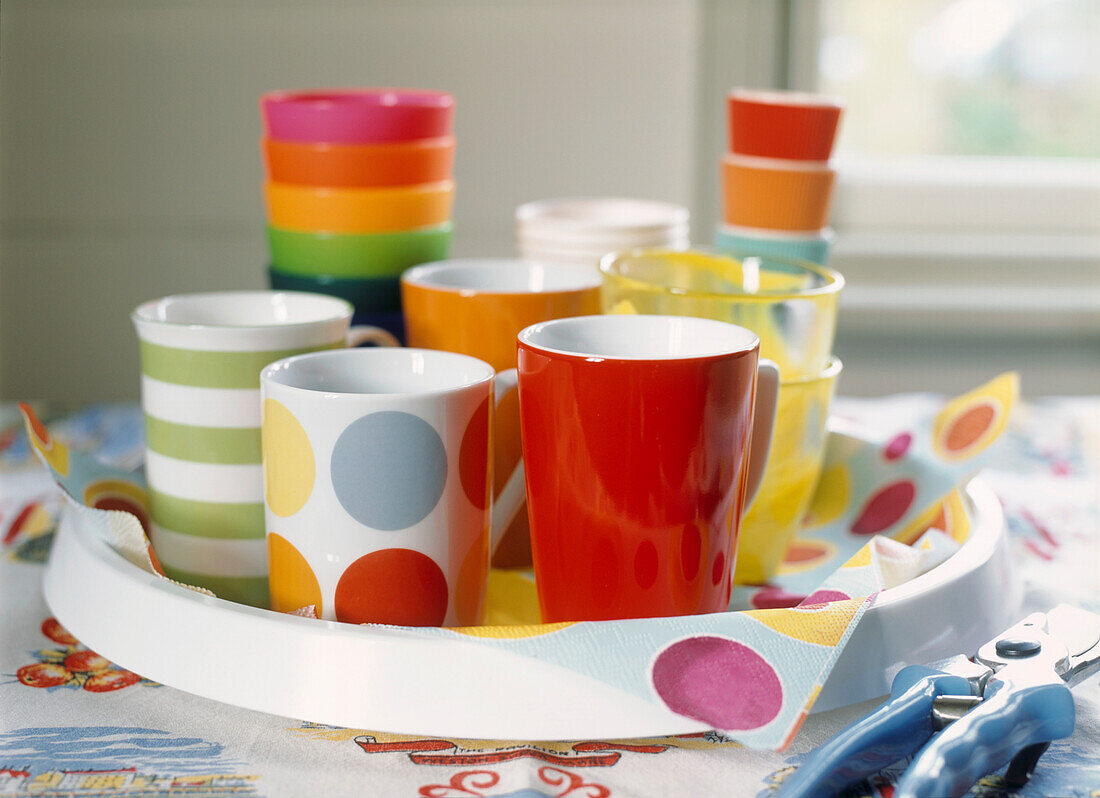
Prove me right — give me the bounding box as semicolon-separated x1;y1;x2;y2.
591;537;620;612
799;589;850;607
850;479;916;535
635;540;658;589
681;523;701;582
750;585;807;609
711;551;725;586
884;432;912;461
652;637;783;731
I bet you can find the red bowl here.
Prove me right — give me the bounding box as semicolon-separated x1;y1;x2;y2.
727;89;843;162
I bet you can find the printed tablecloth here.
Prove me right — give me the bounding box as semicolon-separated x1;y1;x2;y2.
1;395;1097;797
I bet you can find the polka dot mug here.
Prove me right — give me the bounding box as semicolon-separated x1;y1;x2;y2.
260;347;520;627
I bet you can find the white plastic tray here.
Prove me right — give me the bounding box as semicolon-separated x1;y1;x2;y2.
43;476;1016;740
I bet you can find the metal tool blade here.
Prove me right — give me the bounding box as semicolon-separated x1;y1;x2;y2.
1046;604;1100;687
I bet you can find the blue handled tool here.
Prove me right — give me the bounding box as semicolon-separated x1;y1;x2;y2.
777;604;1100;798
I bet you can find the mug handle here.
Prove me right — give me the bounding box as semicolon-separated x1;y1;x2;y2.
346;324;401;348
489;368;523;555
744;358;779;507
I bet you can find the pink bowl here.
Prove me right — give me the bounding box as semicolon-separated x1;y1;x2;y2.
261;88;455;144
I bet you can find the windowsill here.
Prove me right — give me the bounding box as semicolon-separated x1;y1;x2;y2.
833;230;1100;262
839;284;1100;335
830;155;1100;235
830;228;1099;336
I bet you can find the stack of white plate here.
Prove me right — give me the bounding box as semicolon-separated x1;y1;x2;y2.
516;198;690;265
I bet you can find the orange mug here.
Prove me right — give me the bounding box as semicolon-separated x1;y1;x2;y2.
401;259;602;567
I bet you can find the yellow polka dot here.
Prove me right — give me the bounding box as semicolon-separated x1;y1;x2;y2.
606;299;638;315
802;463;850;529
842;543;873;569
482;569;543;626
267;532;322;615
945;490;971;544
744;600;865;646
262;399;315;517
449;621;576;639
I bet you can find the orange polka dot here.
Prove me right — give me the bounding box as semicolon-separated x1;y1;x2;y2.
267;533;323;616
335;548;448;626
932;373;1017;462
20;402;49;444
895;489;971;545
454;527;489;626
784;541;829;563
459;398;491;510
146;542;165;576
84;479;150;533
776;538;837;576
944;403;995;452
19;403;69;477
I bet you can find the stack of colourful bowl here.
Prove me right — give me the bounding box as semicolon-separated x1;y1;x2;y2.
716;89;843;265
261;89;456;340
516;198;690;266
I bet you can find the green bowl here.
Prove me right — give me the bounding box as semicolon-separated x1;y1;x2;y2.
267;223;453;278
267;266;402;313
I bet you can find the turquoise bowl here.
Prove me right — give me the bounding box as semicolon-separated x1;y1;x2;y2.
715;225;834;265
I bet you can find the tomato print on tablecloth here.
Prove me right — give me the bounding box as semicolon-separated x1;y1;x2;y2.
10;617;155;694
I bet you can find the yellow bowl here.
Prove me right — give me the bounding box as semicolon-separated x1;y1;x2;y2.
264;180;454;234
599;249;842;380
736;357;841;584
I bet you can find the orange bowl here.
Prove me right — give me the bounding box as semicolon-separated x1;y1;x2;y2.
721;156;835;232
262;136;455;188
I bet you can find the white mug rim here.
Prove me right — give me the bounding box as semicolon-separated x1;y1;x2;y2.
401;258;602;296
518;314;760;362
132;290;354;332
262;347;495;400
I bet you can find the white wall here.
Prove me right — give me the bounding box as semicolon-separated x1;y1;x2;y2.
2;1;1095;401
2;0;790;401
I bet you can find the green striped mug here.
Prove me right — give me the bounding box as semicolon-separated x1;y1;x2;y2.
132;291;398;606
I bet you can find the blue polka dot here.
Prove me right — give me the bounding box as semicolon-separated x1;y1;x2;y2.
331;411;447;531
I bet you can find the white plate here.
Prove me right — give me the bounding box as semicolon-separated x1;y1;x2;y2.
43;472;1016;740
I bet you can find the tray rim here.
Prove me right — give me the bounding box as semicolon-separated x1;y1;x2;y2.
41;428;1015;740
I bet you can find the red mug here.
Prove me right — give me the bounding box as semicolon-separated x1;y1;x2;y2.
517;315;778;622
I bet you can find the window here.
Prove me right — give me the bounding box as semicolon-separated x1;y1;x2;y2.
815;0;1100;159
788;0;1100;341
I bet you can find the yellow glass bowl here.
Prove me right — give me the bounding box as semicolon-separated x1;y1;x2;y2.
736;357;841;584
599;249;843;380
